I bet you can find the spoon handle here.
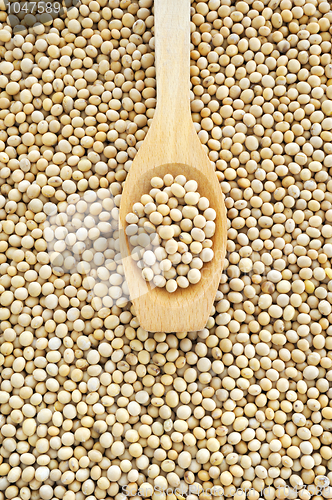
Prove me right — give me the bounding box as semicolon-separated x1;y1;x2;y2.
153;0;192;132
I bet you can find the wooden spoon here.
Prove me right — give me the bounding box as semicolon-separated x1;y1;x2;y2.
119;0;227;332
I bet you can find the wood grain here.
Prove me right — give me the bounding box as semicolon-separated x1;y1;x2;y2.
119;0;227;332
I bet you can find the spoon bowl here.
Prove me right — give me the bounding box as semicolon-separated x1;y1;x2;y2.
119;0;227;332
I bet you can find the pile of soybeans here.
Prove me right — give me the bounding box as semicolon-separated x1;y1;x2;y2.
126;175;217;293
1;0;332;499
